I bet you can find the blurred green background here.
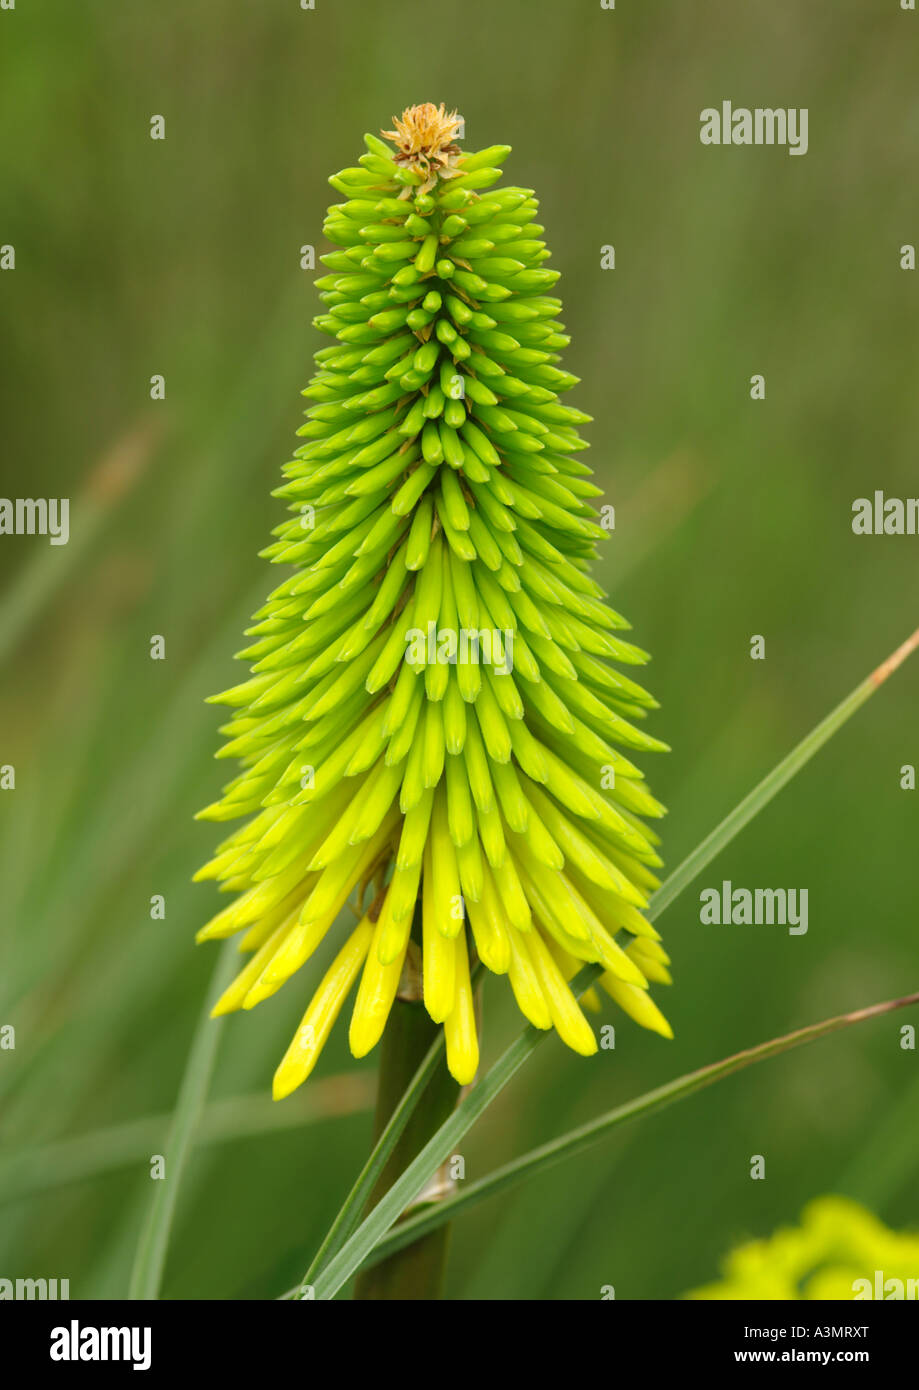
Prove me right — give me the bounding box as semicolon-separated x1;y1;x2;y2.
1;0;917;1300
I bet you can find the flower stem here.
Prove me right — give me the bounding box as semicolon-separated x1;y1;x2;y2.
352;973;459;1300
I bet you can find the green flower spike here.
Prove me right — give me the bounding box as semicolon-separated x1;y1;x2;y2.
194;103;671;1100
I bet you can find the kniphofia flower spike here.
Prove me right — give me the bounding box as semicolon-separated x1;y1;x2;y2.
195;105;672;1099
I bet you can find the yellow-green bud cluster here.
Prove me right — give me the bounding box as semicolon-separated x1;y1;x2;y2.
194;113;672;1099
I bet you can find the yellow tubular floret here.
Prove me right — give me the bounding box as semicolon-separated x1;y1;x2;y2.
444;929;479;1085
273;917;374;1099
505;924;552;1030
527;929;598;1056
422;841;456;1021
600;972;674;1038
211;918;294;1017
349;897;409;1057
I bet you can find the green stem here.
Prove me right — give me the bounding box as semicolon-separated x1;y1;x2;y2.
352;990;459;1300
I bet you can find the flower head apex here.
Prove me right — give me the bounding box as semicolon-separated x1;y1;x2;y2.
382;102;462;178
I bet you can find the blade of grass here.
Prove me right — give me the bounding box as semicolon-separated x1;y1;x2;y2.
359;991;919;1269
127;940;238;1300
649;625;919;920
301;626;919;1299
0;1072;373;1205
0;421;158;664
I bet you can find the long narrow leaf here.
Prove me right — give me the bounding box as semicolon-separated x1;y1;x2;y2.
649;625;919;920
128;941;238;1299
360;991;919;1268
0;1073;373;1205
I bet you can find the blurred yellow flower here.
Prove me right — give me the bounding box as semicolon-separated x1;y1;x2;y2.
688;1196;919;1300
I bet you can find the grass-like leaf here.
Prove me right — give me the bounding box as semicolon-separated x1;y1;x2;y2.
128;941;239;1300
0;1074;373;1205
357;990;919;1270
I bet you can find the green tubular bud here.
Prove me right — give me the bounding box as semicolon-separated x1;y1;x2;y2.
359;152;399;178
386;680;424;764
439;467;470;531
391;461;437;514
444;294;473;325
423;387;446;420
456;834;484;904
399;731;428;813
363;332;414;366
447;550;479;631
396;787;434;870
474;677;512;763
437;187;471;211
443;398;468;431
365;603;417;694
438;358;464;399
422;700;446;787
447;167;505;191
406;307;434;331
414;234;439;273
344;444;415;497
473;257;526;278
363;132;395;160
360;223;412;243
476;803;506;868
462;717;495;812
367;306;410;333
444;752;475;847
438;423;465;468
434;318;459;347
460;420;501;467
442;677;467;754
440;214;467;238
414;339;440;374
405;493;434;571
459;376;498;407
398;396;427;437
450;269;488;296
491;758;529;833
372;240;418;264
455;643;481;702
195;107;669;1097
463;352;506;384
383;662;419;737
435;499;477;562
464;506;503;570
421;421;444;464
410;531;443;635
449;237;495;258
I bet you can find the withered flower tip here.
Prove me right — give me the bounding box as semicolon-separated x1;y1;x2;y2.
382;102;463;183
